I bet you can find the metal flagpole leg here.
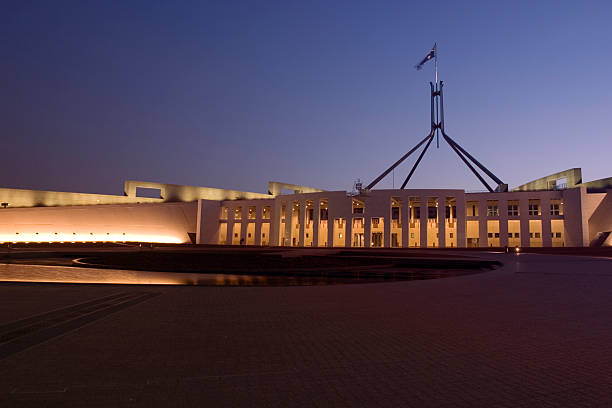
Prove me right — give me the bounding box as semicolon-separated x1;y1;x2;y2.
400;131;435;189
442;132;504;186
365;133;435;190
444;135;494;192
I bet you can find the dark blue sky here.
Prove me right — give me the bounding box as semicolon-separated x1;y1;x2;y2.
2;1;611;195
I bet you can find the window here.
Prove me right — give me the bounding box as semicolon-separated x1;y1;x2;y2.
410;233;414;238
528;204;540;216
320;208;328;220
353;200;364;214
414;207;421;219
220;207;229;220
445;206;457;219
535;232;541;238
515;233;520;238
449;233;454;238
372;218;380;227
494;233;500;238
550;204;560;215
262;206;271;219
391;207;400;220
428;206;437;219
466;202;478;217
488;233;493;238
555;232;562;238
487;205;499;216
508;233;513;238
508;205;519;216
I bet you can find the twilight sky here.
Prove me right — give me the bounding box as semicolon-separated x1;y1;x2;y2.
1;0;611;195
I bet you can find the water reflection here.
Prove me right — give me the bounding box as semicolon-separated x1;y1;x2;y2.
0;263;483;286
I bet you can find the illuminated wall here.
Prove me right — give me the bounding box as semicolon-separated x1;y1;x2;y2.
0;202;197;243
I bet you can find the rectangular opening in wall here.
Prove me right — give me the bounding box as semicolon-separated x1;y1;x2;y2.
261;223;270;246
555;178;567;190
487;220;500;247
529;219;543;247
390;197;402;246
352;198;364;214
220;207;228;220
352;217;364;247
466;201;478;217
370;217;384;247
551;219;564;247
135;187;162;199
218;223;227;245
550;199;563;216
262;206;271;220
333;218;346;247
246;223;255;245
426;197;439;247
507;200;519;217
487;201;499;217
318;199;329;247
445;197;457;247
466;220;479;248
508;220;521;247
528;200;541;216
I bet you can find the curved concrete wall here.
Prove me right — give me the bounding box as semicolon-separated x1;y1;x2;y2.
0;202;197;243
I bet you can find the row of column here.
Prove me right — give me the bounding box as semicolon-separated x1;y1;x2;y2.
474;196;555;247
278;195;465;248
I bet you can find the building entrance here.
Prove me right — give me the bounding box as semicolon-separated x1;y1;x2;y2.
372;232;383;247
353;233;364;247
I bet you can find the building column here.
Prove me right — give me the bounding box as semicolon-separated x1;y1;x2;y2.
254;209;262;246
438;197;446;248
519;196;530;247
383;212;390;249
240;214;248;245
541;197;552;247
345;217;352;248
364;212;371;248
298;200;305;247
270;201;280;246
313;199;320;247
402;195;410;248
499;198;509;247
327;216;334;248
285;202;292;246
227;206;235;245
456;196;466;247
420;196;428;248
478;200;488;247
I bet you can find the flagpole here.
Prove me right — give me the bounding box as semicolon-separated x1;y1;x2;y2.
434;43;438;85
434;43;439;148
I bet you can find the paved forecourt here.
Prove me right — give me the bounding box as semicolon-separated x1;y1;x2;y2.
1;252;612;407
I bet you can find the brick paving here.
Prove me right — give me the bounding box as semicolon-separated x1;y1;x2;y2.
1;252;612;406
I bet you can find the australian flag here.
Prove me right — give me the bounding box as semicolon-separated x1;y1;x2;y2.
415;44;436;70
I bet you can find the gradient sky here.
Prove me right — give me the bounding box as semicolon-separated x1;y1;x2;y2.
1;0;611;195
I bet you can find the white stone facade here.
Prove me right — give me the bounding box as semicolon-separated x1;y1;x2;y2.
198;187;609;248
0;174;610;247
